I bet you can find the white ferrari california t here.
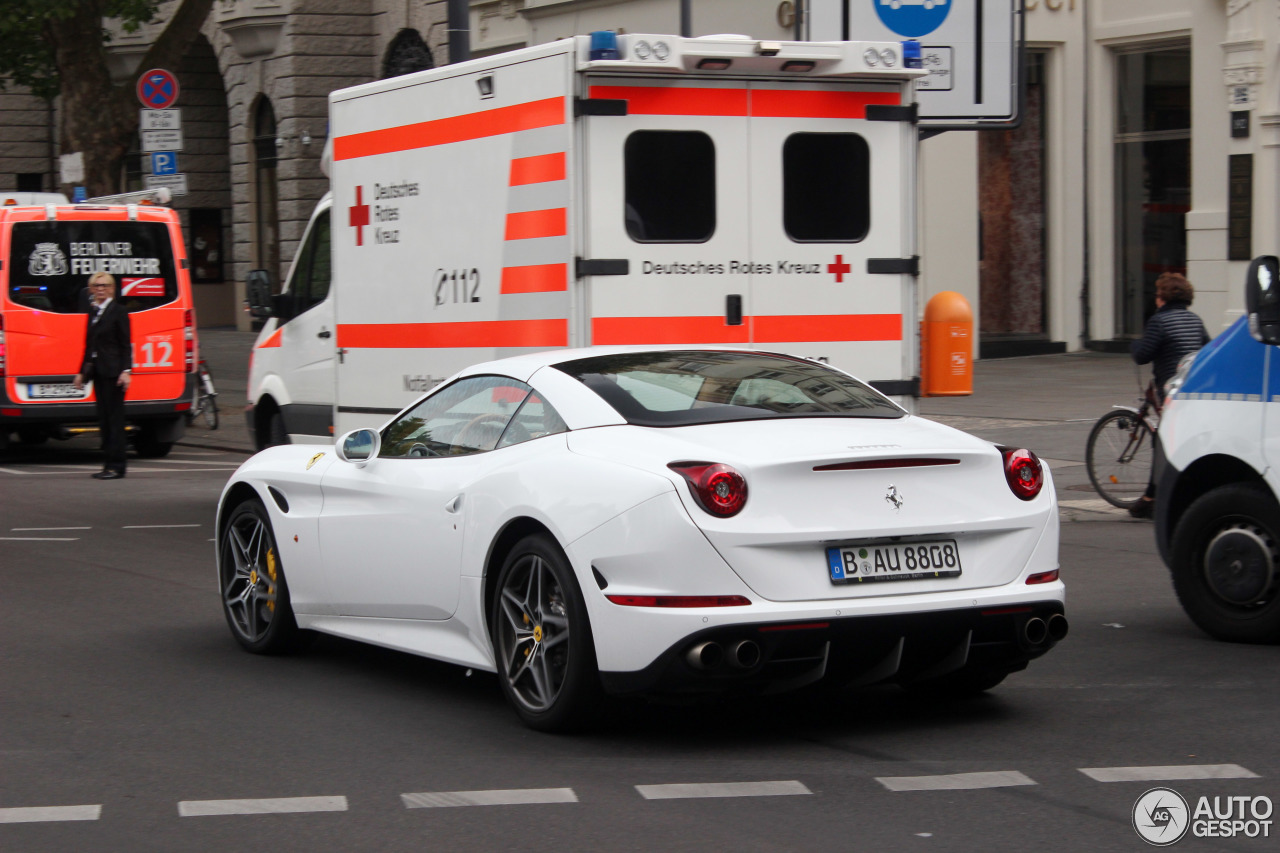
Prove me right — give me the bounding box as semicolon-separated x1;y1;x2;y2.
216;348;1066;730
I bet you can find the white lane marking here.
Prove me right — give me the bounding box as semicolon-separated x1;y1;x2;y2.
0;805;102;823
635;781;812;800
1040;458;1085;469
1058;498;1125;513
139;458;240;465
12;526;92;531
402;788;578;808
877;771;1037;792
178;796;348;817
123;524;202;529
0;537;80;541
1079;764;1259;783
170;451;222;456
0;467;30;475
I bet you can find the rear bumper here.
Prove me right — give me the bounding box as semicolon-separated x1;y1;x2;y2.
0;374;196;426
598;601;1066;697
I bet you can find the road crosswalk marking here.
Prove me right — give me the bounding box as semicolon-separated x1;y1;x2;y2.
402;788;578;808
877;771;1037;792
1079;764;1260;782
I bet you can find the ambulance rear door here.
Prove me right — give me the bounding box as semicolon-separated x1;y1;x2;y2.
745;79;915;393
579;76;752;347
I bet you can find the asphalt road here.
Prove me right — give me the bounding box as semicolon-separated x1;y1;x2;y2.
2;361;1278;851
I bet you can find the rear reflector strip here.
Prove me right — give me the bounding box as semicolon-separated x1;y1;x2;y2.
814;458;960;472
605;594;751;608
981;606;1034;616
1025;570;1060;585
757;622;830;633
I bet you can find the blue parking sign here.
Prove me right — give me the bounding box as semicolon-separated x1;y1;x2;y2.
873;0;951;39
151;151;178;176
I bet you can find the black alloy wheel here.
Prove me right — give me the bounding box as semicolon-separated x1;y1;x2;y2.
491;534;601;731
219;499;302;653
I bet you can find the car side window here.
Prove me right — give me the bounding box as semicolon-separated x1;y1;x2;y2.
495;391;569;449
380;376;532;459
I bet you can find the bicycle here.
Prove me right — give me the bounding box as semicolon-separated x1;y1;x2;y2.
188;358;219;429
1085;374;1160;509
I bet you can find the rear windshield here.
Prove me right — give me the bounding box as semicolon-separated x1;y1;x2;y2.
554;351;903;426
7;220;178;314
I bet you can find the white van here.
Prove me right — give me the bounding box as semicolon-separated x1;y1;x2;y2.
246;32;928;448
1154;255;1280;642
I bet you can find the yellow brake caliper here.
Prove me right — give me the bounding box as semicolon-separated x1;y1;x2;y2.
265;548;278;613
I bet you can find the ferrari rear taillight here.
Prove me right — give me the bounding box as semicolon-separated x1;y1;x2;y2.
999;446;1044;500
183;308;195;371
668;461;748;517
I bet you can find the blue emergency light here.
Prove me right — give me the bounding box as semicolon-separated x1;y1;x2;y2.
590;31;621;60
902;40;922;70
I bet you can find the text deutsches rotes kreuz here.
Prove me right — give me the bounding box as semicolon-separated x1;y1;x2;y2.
641;260;823;275
371;181;419;244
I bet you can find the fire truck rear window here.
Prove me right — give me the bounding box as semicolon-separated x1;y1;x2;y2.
783;133;870;242
625;131;715;242
7;220;178;314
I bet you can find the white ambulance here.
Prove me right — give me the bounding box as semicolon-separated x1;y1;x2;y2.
246;32;927;448
1154;255;1280;643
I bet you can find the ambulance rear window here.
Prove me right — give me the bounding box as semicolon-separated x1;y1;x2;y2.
625;130;715;242
783;133;870;242
7;220;178;314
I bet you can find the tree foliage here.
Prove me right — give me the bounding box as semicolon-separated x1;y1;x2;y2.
0;0;215;195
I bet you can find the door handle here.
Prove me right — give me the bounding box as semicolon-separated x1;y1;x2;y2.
317;329;332;339
444;495;463;514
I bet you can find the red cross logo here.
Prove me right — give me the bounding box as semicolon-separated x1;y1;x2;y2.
828;254;851;283
349;186;370;246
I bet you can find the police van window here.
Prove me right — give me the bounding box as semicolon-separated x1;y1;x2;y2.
7;221;178;313
625;130;715;242
783;133;870;242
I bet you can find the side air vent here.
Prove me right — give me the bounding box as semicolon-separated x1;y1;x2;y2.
267;486;290;513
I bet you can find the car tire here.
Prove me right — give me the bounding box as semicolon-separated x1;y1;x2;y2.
132;424;173;458
266;411;290;448
219;498;303;654
490;533;602;732
1170;484;1280;643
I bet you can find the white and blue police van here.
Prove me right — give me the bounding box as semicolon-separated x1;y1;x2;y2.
1155;255;1280;643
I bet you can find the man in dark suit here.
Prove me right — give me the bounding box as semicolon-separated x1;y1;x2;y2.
73;272;133;479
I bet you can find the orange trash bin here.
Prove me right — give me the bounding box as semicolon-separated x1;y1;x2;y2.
921;291;973;396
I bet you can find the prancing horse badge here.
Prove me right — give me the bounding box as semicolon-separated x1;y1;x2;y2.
885;485;903;511
307;452;325;470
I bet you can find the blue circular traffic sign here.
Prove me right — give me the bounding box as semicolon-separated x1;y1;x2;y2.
873;0;952;39
137;68;180;109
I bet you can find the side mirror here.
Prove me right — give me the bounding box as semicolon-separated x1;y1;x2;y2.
1246;255;1280;345
335;428;381;467
245;269;275;321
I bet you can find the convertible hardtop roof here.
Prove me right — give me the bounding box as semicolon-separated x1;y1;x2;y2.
455;346;808;383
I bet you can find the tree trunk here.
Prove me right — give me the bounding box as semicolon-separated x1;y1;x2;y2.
47;0;215;198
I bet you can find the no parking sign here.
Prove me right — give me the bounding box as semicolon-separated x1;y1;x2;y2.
137;69;179;109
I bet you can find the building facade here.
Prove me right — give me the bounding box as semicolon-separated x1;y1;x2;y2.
1;0;1276;352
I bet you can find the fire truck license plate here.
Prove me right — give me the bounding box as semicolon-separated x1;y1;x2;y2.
29;383;89;399
827;540;962;584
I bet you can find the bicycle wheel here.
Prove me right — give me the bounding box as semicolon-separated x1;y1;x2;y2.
1086;409;1154;508
201;393;219;429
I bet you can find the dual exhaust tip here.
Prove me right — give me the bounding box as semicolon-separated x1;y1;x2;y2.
1024;613;1069;647
686;638;761;671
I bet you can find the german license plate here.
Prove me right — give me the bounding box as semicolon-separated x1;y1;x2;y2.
29;383;88;400
827;540;962;584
